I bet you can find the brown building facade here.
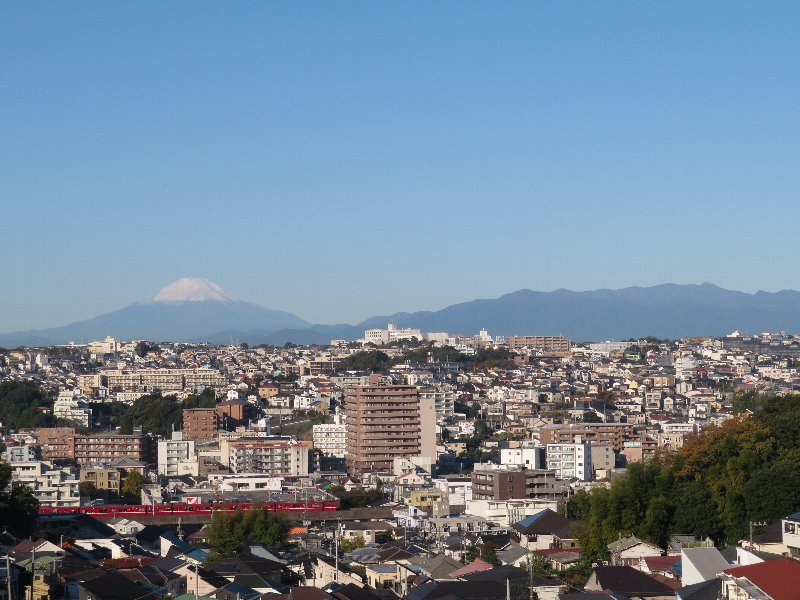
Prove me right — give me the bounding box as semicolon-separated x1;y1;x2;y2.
538;423;636;452
74;432;154;465
36;427;76;461
80;467;122;493
182;408;222;440
345;384;420;476
472;467;566;500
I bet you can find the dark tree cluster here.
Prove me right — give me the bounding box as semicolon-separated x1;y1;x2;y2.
567;394;800;561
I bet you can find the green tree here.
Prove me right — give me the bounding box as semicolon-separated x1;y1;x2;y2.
79;481;98;499
339;536;366;553
122;471;143;500
0;381;54;431
0;463;39;536
205;507;291;560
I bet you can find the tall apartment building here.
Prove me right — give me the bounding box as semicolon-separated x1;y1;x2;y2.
546;442;593;481
506;336;571;354
183;409;222;440
345;384;421;476
538;423;636;452
74;432;154;465
157;431;197;477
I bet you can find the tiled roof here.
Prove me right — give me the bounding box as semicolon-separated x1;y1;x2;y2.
723;557;800;600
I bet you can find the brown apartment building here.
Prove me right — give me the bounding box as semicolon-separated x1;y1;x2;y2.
345;384;421;476
182;400;255;440
538;423;637;452
37;427;76;461
74;432;154;465
471;467;567;500
182;409;222;440
35;428;154;464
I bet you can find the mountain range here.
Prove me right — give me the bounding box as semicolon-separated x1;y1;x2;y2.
2;278;800;347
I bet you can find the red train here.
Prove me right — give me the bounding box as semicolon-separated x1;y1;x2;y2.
38;500;339;517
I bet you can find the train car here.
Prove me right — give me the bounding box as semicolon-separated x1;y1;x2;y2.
38;498;338;517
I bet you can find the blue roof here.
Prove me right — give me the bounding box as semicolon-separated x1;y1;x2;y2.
786;511;800;522
516;510;547;528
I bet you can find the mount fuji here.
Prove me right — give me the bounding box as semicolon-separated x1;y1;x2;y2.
0;278;309;346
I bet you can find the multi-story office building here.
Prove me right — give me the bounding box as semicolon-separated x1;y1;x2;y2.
222;437;310;476
157;431;197;477
546;442;593;481
345;384;421;476
73;431;154;465
12;462;80;507
506;336;571;354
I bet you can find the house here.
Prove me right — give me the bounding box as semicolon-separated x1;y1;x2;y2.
680;547;730;586
584;566;675;599
460;565;562;600
720;557;800;600
675;579;722;600
314;555;364;589
510;509;575;550
636;555;680;580
76;571;161;600
607;536;663;566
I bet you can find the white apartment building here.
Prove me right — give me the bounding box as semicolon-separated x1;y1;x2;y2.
363;323;424;345
12;461;80;507
208;473;283;492
500;445;545;469
53;389;92;428
419;389;455;418
157;431;197;477
88;336;121;356
546;441;593;481
313;408;346;458
222;437;310;476
313;423;347;458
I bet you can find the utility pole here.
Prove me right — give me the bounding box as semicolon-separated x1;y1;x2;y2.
6;554;13;600
334;518;340;583
749;521;767;551
29;545;34;600
194;564;199;600
528;549;535;600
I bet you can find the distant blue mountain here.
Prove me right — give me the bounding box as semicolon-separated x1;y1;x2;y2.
214;283;800;345
2;281;799;347
0;278;309;347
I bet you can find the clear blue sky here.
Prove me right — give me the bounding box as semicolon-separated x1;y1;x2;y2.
2;2;799;331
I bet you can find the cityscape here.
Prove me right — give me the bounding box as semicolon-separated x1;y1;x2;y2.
3;2;800;600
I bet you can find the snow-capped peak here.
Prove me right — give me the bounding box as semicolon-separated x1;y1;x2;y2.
152;278;238;303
